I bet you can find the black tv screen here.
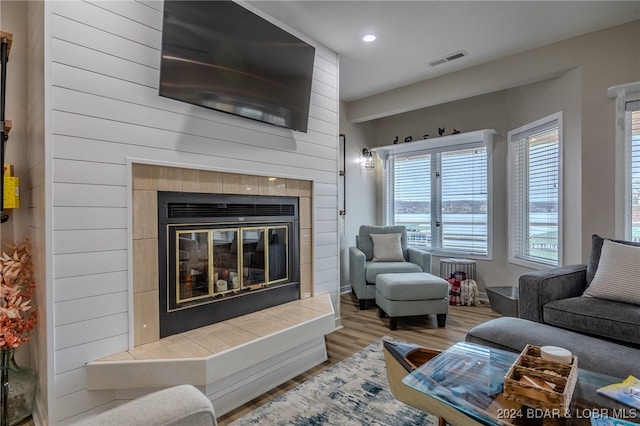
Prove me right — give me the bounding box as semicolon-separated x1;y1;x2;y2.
159;0;316;132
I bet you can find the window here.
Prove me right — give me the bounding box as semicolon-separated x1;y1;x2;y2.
626;98;640;241
609;81;640;241
508;112;562;268
383;131;493;257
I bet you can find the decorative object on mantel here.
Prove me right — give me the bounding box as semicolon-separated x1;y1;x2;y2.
215;279;228;292
452;129;461;135
393;136;398;144
404;136;413;143
0;237;38;426
423;134;429;139
438;127;445;136
373;129;498;168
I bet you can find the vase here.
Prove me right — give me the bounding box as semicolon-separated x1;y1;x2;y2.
0;349;37;426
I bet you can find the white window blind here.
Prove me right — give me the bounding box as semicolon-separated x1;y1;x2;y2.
392;154;432;247
389;145;488;255
627;101;640;241
440;148;488;254
509;113;561;267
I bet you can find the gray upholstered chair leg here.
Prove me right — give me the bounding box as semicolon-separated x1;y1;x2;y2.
389;317;398;330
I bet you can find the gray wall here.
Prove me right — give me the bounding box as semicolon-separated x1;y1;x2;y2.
338;103;377;290
367;72;581;291
343;20;639;290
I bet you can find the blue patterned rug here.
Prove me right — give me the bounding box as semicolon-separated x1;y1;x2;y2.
230;338;438;426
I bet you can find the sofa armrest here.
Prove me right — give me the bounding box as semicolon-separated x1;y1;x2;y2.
518;264;588;323
73;385;216;426
349;246;367;298
407;247;432;274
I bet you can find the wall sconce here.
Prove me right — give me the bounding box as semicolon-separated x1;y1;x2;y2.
362;148;375;170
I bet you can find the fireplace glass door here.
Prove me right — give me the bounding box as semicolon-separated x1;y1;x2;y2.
174;225;290;308
177;230;211;301
159;192;300;336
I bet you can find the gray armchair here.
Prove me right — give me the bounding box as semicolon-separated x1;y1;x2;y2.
349;225;432;309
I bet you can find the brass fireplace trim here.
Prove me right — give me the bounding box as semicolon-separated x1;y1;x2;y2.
132;164;313;347
170;224;292;308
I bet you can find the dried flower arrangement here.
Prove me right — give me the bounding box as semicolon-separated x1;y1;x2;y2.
0;237;37;349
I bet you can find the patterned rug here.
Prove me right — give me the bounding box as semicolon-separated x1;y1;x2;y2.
230;338;438;426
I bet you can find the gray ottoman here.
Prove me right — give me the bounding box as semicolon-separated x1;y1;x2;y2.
375;272;449;330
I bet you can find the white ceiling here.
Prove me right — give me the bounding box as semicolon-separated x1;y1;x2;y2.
248;1;640;102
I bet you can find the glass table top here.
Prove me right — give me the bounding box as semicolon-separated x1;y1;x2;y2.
402;342;636;425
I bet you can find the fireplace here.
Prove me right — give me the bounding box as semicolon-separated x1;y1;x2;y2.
157;191;300;337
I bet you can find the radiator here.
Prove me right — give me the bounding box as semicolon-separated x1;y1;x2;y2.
439;258;477;281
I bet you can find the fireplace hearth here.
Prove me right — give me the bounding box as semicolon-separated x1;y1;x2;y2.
158;191;300;337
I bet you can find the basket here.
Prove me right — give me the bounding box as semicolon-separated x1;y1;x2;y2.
503;344;578;416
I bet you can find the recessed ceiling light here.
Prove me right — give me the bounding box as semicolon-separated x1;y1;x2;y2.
362;33;378;43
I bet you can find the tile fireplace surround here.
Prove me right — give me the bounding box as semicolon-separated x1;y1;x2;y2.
85;164;330;418
131;163;314;347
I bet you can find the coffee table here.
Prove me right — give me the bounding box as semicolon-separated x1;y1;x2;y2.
400;342;638;425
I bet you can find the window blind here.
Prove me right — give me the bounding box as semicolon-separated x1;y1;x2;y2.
392;154;432;247
510;118;558;142
628;107;640;241
626;100;640;112
440;147;488;254
383;130;494;256
389;148;488;254
510;125;560;265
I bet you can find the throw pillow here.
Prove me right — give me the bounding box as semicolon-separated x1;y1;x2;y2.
370;233;405;262
586;234;640;284
583;240;640;305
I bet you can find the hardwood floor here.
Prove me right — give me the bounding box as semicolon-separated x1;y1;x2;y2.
217;292;501;424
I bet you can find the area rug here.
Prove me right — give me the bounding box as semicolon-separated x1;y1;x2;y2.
230;338;438;426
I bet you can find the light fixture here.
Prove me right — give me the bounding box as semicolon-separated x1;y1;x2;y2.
362;148;375;170
362;33;378;43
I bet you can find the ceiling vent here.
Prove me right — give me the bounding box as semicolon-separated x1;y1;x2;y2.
429;50;468;67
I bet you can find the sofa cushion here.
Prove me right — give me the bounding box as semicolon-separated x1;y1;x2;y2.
583;240;640;305
358;225;408;261
365;261;422;284
466;317;640;378
371;233;405;262
543;296;640;346
586;234;640;284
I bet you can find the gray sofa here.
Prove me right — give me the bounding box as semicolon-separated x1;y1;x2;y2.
518;265;640;348
467;235;640;378
349;225;432;309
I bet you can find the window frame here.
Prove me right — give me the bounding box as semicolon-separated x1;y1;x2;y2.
507;111;563;269
379;130;495;259
609;81;640;241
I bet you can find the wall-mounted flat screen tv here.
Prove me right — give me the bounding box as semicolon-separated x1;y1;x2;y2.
159;0;316;133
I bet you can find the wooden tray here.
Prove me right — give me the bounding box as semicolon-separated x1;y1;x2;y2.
503;344;578;416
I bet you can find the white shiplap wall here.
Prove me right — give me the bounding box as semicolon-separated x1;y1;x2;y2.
46;1;339;423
